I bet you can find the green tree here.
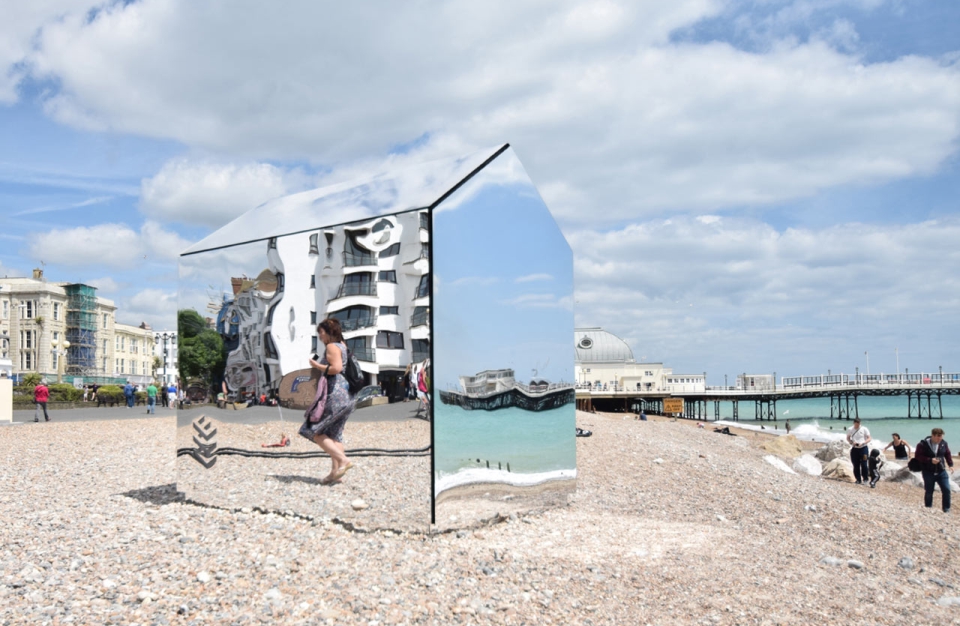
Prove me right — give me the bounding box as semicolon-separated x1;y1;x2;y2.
177;309;225;389
152;356;163;375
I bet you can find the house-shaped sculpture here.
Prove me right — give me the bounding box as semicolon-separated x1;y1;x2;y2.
177;144;575;529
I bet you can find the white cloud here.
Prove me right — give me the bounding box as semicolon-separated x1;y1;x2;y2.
515;273;554;283
16;0;957;226
117;287;177;331
139;158;304;228
569;216;960;376
26;220;194;269
85;276;122;293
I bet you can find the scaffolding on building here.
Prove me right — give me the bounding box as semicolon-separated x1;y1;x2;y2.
64;284;98;377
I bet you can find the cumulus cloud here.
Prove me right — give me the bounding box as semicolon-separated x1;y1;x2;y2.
140;158;305;227
516;273;554;283
11;0;955;226
26;221;194;269
85;276;122;293
569;216;960;377
117;288;178;331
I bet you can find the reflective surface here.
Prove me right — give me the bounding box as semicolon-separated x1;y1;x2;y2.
178;211;432;530
184;146;504;256
431;148;576;527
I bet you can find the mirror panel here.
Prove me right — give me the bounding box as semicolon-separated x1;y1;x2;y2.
431;149;576;528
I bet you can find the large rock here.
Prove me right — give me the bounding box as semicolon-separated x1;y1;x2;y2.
763;455;796;474
815;440;851;463
822;458;856;482
761;435;803;458
880;460;903;480
888;467;923;487
792;454;823;476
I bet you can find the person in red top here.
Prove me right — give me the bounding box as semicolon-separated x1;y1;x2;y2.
34;379;50;422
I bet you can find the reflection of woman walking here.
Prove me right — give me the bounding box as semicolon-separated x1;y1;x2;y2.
299;319;356;484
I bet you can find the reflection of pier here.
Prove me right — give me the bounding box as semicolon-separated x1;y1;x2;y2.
576;372;960;420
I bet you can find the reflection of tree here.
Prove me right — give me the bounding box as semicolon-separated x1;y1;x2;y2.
177;309;225;392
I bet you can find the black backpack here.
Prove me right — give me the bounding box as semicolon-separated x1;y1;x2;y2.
341;349;365;396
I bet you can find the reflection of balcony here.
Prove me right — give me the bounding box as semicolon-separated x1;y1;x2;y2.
338;314;378;332
412;350;429;363
352;347;376;362
335;283;377;299
410;309;429;327
343;251;377;267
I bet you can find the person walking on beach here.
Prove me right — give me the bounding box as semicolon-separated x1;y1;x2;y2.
868;448;884;488
785;420;791;435
299;318;356;485
123;381;135;408
146;382;158;414
884;433;911;460
846;418;872;485
34;379;50;422
914;428;954;513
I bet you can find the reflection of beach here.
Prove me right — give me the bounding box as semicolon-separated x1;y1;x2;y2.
177;417;431;530
434;475;576;530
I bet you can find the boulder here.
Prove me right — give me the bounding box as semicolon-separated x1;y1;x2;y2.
761;435;803;458
880;460;903;479
792;454;823;476
763;455;796;474
815;440;851;463
887;467;923;487
822;458;856;482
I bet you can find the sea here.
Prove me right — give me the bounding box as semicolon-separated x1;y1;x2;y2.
433;401;577;494
710;395;960;447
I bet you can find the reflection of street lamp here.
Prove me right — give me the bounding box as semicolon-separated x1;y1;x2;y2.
50;338;71;384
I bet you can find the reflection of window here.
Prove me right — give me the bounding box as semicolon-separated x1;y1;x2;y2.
311;336;318;352
415;274;429;299
268;237;277;250
310;275;315;288
277;273;285;292
331;305;376;331
377;331;404;349
346;336;375;362
420;242;429;259
344;234;375;266
410;306;429;327
264;332;278;359
378;270;397;283
1;300;7;319
412;338;430;362
379;306;398;315
310;311;316;325
372;219;392;233
309;233;319;254
338;273;376;298
19;300;35;319
266;302;279;325
420;212;429;229
379;243;400;258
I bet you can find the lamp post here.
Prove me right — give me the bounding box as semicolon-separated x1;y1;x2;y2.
50;338;70;384
865;351;870;376
895;347;899;378
155;332;172;385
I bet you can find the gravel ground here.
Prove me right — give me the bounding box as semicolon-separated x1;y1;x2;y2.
2;410;960;625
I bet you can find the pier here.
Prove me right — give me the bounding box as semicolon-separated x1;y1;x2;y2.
575;371;960;421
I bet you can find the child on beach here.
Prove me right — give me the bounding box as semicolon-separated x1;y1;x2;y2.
868;448;884;488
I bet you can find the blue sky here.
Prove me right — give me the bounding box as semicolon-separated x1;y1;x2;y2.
0;0;957;382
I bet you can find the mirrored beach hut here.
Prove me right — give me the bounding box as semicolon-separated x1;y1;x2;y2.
177;144;575;528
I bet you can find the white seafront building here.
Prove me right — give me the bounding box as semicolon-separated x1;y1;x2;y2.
220;209;430;400
574;327;705;393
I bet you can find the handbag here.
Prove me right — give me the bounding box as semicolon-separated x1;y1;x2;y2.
907;457;921;472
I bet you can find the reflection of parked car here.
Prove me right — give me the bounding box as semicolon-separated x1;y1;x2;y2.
355;385;387;409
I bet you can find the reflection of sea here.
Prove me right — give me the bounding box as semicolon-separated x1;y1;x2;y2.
434;402;576;492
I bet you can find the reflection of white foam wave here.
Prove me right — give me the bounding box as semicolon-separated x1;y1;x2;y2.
713;420;847;443
435;468;576;495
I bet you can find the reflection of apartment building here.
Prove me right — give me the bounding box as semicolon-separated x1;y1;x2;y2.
0;270;125;383
574;327;706;392
220;209;430;400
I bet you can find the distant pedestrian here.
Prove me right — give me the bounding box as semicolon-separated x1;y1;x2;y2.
83;385;89;402
868;448;884;488
884;433;911;460
846;418;872;485
160;382;169;408
146;382;158;414
168;383;177;408
785;420;791;435
123;381;135;408
91;383;99;403
914;428;954;513
34;379;50;422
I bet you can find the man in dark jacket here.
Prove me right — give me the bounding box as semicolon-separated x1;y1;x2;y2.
123;381;135;408
914;428;954;513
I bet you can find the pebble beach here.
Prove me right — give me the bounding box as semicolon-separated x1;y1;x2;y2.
3;409;960;625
